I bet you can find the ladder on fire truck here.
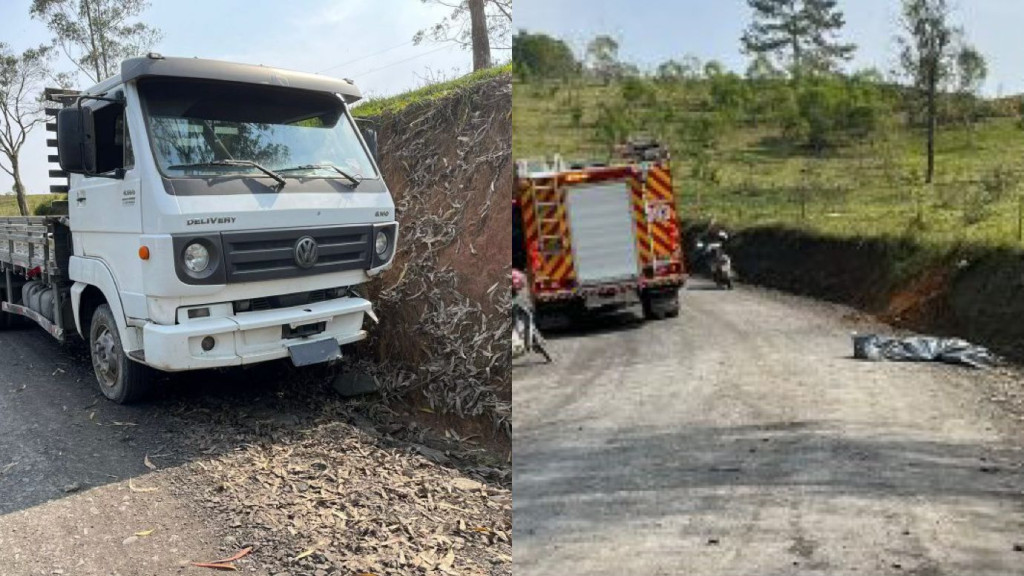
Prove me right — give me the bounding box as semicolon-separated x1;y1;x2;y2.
533;181;564;256
516;158;568;258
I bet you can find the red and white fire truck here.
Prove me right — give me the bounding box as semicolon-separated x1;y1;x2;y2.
513;140;686;321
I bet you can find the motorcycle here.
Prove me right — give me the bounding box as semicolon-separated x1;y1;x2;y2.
710;249;733;290
695;232;734;290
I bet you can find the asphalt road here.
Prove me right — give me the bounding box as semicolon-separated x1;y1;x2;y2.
0;327;177;516
514;280;1024;576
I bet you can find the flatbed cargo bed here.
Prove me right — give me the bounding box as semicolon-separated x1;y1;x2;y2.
0;216;71;278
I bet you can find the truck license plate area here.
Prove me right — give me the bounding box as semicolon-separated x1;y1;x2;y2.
288;338;340;367
283;321;327;339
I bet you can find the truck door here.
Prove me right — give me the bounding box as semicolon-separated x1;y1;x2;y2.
68;99;145;314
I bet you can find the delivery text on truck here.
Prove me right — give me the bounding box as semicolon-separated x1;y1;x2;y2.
0;54;398;403
513;140;686;323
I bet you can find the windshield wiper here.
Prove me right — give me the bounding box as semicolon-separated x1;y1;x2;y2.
277;164;361;187
168;159;287;190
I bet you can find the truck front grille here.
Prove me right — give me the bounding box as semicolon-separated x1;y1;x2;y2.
237;289;335;314
222;225;373;282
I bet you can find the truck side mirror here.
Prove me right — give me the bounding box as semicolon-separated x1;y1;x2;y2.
360;127;379;164
57;106;97;174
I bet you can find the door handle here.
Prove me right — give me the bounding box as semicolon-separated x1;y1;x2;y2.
76;192;86;204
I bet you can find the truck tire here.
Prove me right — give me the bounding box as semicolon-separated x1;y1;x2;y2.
643;291;679;321
665;292;681;318
90;304;152;403
642;295;666;321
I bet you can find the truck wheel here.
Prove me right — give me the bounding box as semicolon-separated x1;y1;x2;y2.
665;293;681;318
90;304;152;403
642;295;666;321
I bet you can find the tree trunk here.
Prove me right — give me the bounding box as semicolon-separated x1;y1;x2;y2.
468;0;491;71
11;158;29;216
83;0;103;82
926;82;937;184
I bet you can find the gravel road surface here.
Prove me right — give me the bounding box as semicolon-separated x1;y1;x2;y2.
514;280;1024;575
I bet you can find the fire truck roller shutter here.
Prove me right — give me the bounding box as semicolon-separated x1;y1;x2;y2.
565;181;640;285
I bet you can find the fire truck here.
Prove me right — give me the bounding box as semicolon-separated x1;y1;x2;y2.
513;140;685;321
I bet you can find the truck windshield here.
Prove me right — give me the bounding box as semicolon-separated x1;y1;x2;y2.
137;78;377;183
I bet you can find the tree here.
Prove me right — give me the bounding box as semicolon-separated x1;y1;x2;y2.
0;44;54;216
659;55;704;84
512;31;578;79
413;0;511;71
746;53;784;82
585;35;620;84
655;60;686;83
741;0;856;80
467;0;491;70
30;0;161;84
897;0;959;184
703;60;726;79
953;44;987;129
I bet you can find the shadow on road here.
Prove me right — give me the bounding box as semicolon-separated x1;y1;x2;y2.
514;420;1024;546
542;311;645;341
0;328;502;517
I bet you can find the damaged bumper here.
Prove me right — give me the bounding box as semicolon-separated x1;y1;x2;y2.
142;297;374;371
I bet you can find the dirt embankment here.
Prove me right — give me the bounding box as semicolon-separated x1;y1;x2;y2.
684;223;1024;362
362;74;512;438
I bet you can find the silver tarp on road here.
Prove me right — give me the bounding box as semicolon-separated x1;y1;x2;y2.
853;334;998;369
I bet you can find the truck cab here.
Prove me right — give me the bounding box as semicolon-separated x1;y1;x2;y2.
3;55;398;402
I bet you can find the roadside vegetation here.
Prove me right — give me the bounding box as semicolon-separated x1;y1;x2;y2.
354;62;512;117
513;0;1024;249
0;193;64;216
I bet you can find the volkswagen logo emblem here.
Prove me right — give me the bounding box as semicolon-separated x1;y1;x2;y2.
294;236;319;269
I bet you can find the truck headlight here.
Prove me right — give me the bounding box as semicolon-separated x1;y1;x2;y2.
183;242;211;273
374;230;388;255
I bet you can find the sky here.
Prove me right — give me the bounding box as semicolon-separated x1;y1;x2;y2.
0;0;509;196
515;0;1024;96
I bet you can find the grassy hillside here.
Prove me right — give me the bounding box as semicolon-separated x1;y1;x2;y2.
0;194;64;217
514;80;1024;248
354;63;512;118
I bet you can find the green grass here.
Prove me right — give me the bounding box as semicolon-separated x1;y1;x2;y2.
514;80;1024;249
0;194;64;217
353;63;512;118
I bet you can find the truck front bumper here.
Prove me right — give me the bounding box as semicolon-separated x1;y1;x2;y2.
142;297;373;371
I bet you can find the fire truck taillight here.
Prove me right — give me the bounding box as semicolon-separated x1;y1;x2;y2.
563;172;588;183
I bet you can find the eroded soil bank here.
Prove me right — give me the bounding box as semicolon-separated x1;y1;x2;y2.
363;74;512;441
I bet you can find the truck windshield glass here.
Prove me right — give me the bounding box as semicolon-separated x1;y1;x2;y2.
137;78;377;183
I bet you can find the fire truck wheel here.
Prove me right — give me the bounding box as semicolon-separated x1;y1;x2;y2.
665;300;681;318
90;304;153;404
642;296;666;321
643;292;679;321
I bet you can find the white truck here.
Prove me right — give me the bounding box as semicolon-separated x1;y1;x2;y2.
0;54;398;403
